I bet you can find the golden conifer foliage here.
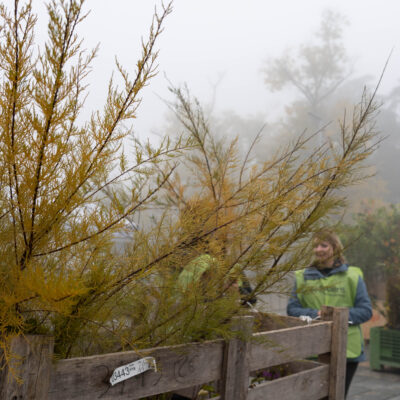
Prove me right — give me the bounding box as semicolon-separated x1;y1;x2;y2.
0;0;181;359
0;0;382;364
115;84;382;351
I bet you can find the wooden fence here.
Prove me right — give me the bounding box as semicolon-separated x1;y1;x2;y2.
0;306;348;400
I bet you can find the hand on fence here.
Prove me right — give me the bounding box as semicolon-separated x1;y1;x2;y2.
299;315;313;324
299;314;354;325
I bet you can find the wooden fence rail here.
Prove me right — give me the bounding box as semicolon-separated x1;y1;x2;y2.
0;306;348;400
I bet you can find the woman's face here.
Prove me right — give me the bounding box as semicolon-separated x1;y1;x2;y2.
313;240;334;266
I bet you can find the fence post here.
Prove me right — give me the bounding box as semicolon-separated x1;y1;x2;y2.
0;335;54;400
320;306;348;400
220;315;254;400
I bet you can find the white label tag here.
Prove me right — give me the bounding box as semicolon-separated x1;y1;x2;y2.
109;357;157;386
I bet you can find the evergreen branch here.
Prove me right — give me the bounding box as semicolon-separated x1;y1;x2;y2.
25;0;83;270
33;164;177;256
238;123;265;188
86;2;172;175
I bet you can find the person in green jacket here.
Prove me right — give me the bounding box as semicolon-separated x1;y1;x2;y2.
177;252;256;306
176;198;256;306
287;229;372;398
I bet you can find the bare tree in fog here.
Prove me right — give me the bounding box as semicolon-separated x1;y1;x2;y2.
161;9;400;209
263;9;351;136
262;9;400;210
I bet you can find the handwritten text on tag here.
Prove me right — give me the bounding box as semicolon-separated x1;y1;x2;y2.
110;357;157;386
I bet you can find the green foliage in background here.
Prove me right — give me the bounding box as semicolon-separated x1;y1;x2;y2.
342;205;400;329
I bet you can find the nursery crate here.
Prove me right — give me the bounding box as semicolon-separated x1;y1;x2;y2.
370;326;400;371
0;306;348;400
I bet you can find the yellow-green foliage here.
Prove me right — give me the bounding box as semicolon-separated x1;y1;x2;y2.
0;0;381;364
0;0;182;359
116;83;381;351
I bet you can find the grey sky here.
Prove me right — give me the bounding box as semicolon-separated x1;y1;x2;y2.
5;0;400;140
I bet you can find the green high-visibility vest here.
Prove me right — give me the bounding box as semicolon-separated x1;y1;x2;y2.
295;266;364;359
177;254;244;290
177;254;215;289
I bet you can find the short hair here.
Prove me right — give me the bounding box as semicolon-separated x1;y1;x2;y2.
312;229;345;263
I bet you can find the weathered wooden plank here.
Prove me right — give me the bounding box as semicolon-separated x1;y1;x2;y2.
48;340;224;400
247;364;329;400
318;305;335;365
0;308;347;400
220;316;254;400
220;335;238;400
286;359;325;374
173;385;202;398
250;311;310;332
0;335;54;400
324;306;348;400
249;322;332;371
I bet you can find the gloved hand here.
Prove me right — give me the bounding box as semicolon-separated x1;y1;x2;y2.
299;315;313;324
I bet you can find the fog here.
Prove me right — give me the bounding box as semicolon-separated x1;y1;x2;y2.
3;1;400;383
77;0;400;139
15;0;400;137
4;0;400;202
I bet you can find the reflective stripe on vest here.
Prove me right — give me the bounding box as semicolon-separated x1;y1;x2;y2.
295;266;363;359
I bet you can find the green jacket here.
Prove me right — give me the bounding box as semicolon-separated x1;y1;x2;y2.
177;254;216;290
177;254;255;304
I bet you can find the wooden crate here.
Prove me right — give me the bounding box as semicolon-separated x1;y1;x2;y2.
370;326;400;371
0;306;348;400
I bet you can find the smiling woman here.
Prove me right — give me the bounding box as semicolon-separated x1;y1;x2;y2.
313;241;335;266
287;229;372;398
312;230;344;269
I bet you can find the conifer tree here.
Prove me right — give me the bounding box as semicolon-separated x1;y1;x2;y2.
0;0;383;365
110;83;381;351
0;0;180;359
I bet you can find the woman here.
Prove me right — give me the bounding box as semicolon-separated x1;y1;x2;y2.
287;229;372;398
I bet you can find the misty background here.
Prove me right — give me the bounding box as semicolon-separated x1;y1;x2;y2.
9;0;400;206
